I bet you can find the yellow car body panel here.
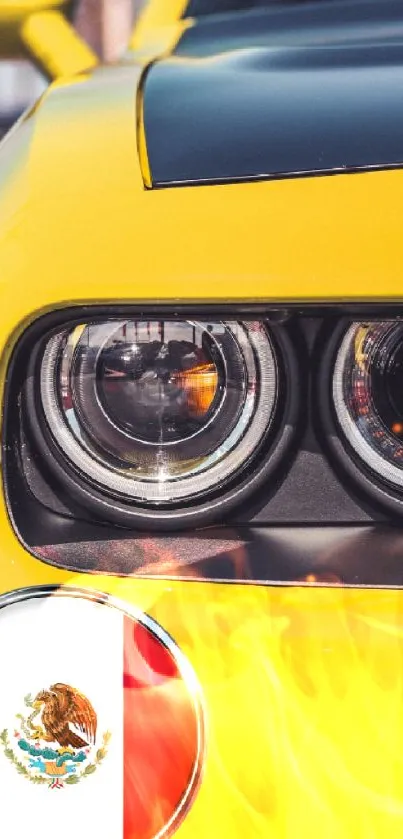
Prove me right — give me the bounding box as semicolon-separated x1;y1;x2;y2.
1;2;403;836
0;68;403;342
0;0;68;57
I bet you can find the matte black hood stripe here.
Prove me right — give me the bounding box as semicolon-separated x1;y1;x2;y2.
178;0;403;59
143;1;403;186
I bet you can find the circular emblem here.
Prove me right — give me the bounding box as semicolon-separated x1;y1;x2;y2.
1;683;109;789
0;586;205;839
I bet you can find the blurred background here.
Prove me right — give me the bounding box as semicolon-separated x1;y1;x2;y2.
0;0;147;139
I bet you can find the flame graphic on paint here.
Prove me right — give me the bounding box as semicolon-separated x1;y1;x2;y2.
38;539;403;836
140;582;403;838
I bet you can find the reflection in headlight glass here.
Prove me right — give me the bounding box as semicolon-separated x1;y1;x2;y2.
334;321;403;489
41;319;278;504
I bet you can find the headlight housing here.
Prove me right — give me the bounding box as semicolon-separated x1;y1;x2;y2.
8;307;403;578
333;322;403;485
22;315;297;529
321;319;403;514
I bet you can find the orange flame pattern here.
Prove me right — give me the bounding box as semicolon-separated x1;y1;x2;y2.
147;582;403;837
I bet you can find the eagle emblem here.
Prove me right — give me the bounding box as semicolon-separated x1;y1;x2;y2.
1;684;110;788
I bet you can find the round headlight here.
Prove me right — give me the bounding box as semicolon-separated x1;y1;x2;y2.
333;321;403;491
37;319;286;515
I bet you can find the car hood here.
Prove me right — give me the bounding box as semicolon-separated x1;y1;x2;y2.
142;0;403;185
3;49;403;311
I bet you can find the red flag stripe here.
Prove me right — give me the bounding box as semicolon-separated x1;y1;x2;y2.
123;616;202;839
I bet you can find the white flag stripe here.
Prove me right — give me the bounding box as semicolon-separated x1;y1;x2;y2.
0;594;124;838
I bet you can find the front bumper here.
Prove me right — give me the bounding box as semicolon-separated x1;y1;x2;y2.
2;510;403;836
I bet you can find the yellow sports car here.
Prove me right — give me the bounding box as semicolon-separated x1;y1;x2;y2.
1;0;403;836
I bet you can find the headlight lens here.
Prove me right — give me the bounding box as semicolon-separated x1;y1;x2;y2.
40;319;279;504
333;321;403;489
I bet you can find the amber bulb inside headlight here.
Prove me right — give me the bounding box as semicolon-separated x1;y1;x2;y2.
172;363;219;417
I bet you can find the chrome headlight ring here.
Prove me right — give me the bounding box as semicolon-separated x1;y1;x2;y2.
22;313;299;530
320;317;403;516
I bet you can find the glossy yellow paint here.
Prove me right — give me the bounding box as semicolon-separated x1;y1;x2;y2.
137;69;152;188
21;10;98;78
0;0;66;22
130;0;192;53
0;0;68;56
2;42;403;838
0;65;403;341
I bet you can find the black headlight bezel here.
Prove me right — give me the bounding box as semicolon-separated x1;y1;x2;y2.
10;304;403;582
6;306;301;531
